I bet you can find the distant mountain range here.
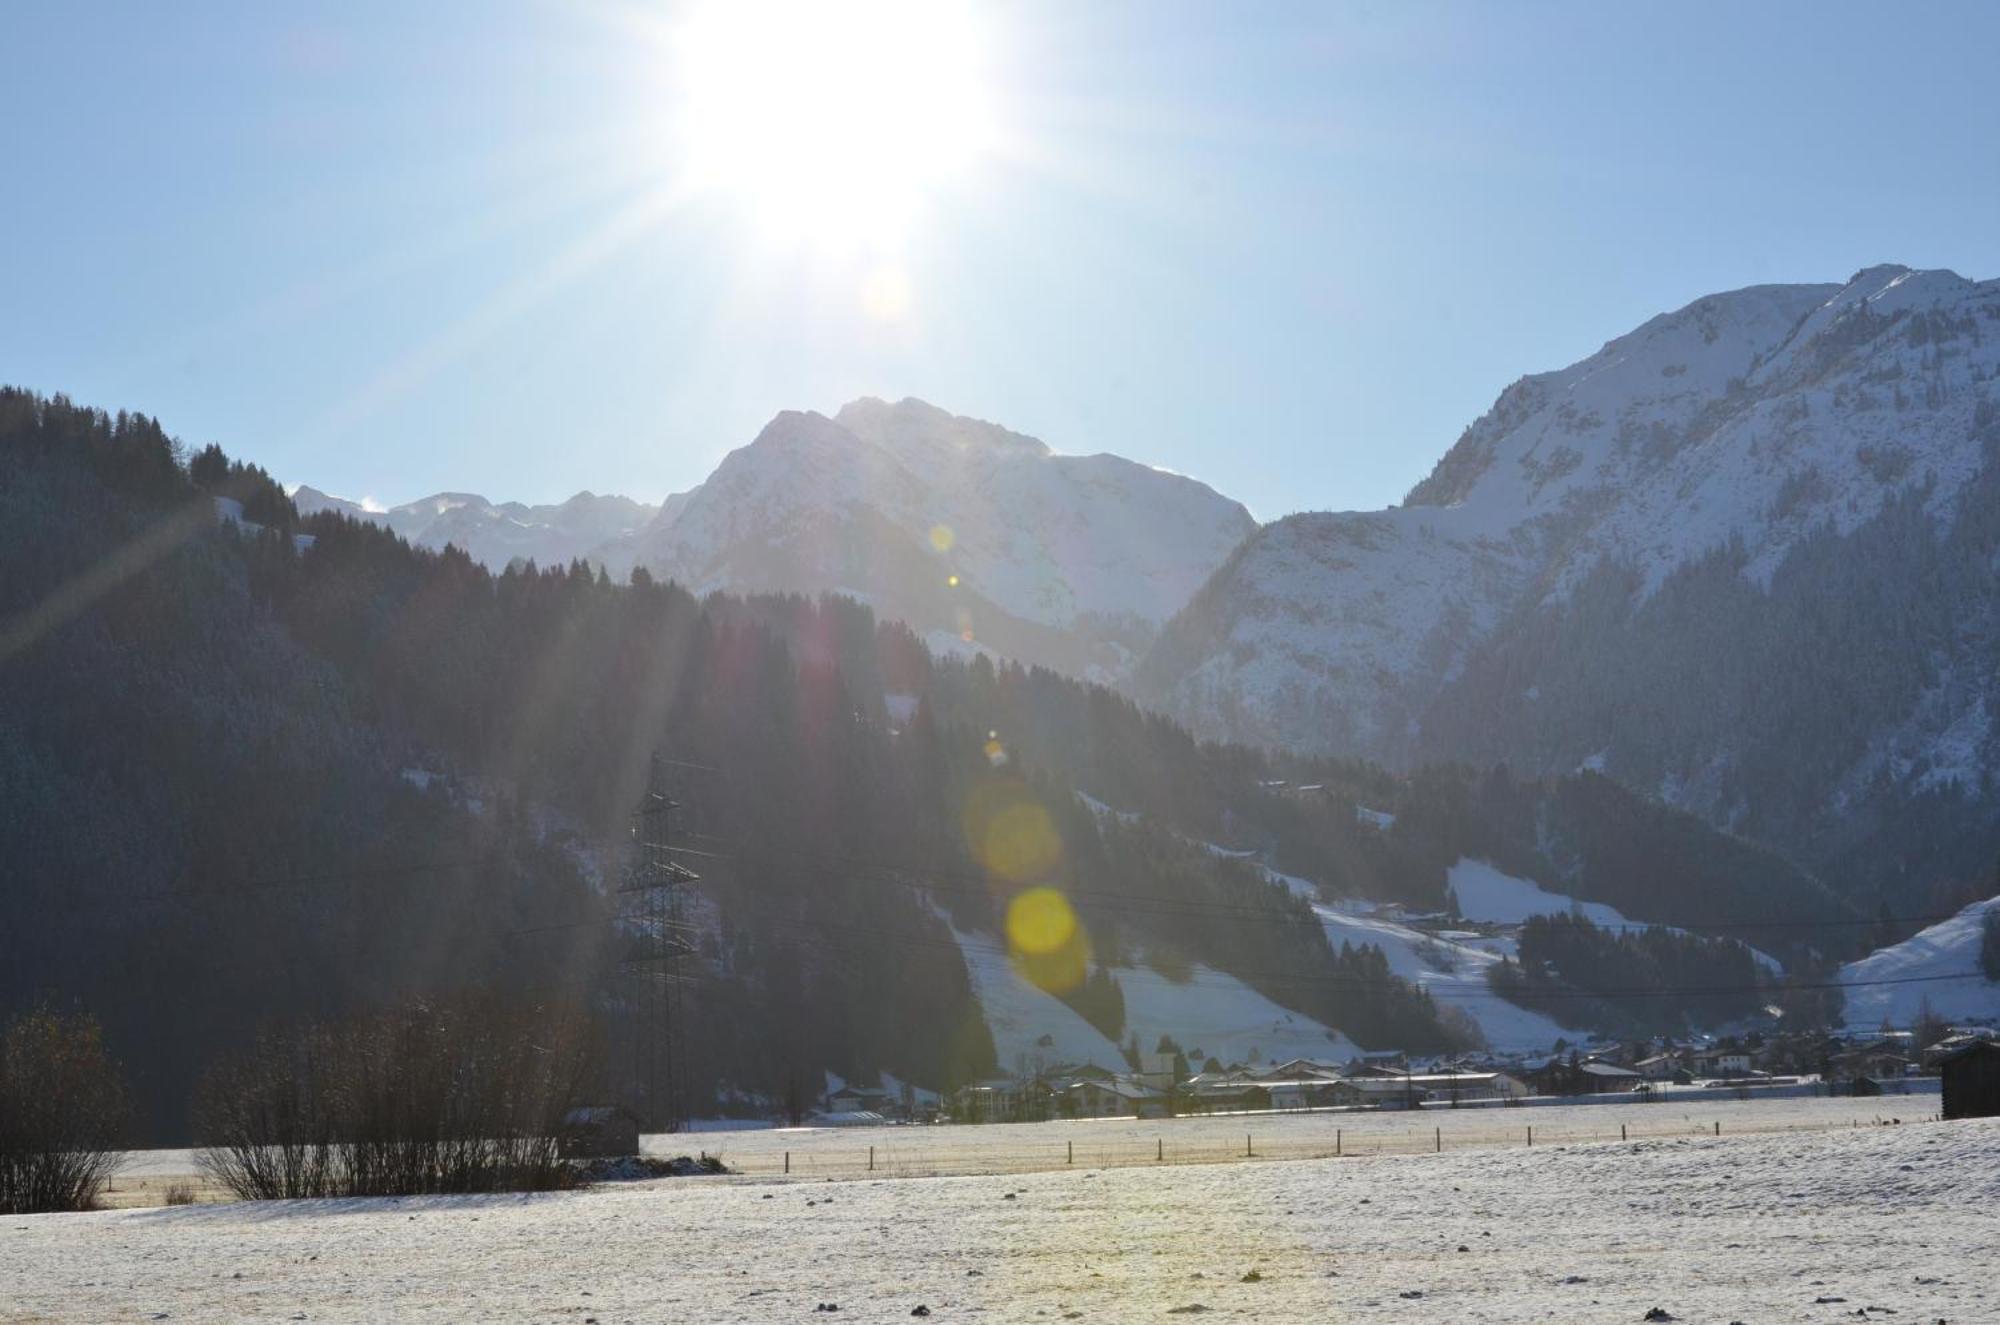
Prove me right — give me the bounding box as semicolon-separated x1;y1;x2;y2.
303;397;1254;681
297;265;2000;929
290;486;660;573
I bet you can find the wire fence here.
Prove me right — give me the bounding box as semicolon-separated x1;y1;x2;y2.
674;1097;1945;1182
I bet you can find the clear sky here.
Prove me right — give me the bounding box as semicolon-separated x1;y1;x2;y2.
6;1;1999;520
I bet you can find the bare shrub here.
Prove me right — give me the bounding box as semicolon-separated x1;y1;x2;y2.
0;1006;130;1214
195;991;597;1200
162;1180;197;1206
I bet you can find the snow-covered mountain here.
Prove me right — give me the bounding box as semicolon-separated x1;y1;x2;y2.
599;397;1256;679
1839;895;2000;1027
1138;265;2000;900
292;486;660;572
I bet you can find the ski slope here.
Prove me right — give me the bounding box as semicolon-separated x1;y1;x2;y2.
1839;894;2000;1027
947;922;1356;1071
1310;903;1570;1052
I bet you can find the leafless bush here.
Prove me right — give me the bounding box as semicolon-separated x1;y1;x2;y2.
0;1006;130;1214
162;1180;197;1206
195;991;597;1200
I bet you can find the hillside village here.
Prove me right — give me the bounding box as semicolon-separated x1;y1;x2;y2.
811;1024;2000;1127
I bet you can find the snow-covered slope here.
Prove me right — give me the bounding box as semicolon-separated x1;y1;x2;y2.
1309;902;1568;1052
1137;266;2000;900
948;923;1357;1071
293;486;659;572
602;398;1256;679
1839;895;2000;1027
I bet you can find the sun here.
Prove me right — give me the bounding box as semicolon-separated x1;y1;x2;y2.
667;0;1000;254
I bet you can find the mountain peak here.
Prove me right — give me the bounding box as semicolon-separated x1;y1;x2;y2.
835;396;1050;459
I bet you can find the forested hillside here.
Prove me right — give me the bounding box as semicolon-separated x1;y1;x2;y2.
2;389;1853;1139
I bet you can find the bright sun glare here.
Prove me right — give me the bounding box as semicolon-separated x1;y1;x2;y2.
669;0;999;255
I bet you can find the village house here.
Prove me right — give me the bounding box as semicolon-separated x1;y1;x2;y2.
1690;1049;1754;1077
1525;1057;1643;1096
1631;1053;1692;1083
1062;1077;1169;1119
1828;1041;1912;1083
1180;1070;1271;1113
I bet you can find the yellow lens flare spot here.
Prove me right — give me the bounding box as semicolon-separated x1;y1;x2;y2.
962;781;1060;884
947;573;959;588
1006;886;1077;955
984;737;1007;766
1006;886;1088;994
929;524;956;552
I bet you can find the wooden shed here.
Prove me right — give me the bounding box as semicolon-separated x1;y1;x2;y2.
1940;1040;2000;1121
558;1105;640;1159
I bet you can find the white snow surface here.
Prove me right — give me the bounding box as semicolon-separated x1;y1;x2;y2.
1311;902;1570;1052
1839;893;2000;1026
947;921;1356;1071
21;1113;1994;1322
1446;858;1632;928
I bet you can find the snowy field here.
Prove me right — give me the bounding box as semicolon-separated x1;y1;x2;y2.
8;1115;1994;1323
99;1088;1940;1200
648;1090;1943;1179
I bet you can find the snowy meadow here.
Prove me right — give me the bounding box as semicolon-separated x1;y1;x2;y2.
7;1107;1991;1323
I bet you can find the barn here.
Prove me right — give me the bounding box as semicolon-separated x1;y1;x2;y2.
1940;1040;2000;1121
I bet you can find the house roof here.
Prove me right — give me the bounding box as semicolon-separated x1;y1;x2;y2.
1578;1061;1642;1078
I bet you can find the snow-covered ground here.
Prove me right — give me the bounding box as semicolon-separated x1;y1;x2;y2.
948;922;1358;1070
1447;858;1634;928
18;1113;1992;1323
1309;902;1571;1052
1840;894;2000;1026
1447;858;1785;975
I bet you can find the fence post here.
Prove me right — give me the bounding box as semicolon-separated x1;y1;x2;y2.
1336;1127;1341;1156
1157;1137;1163;1162
1714;1121;1720;1137
1067;1140;1073;1165
1621;1123;1627;1141
1527;1125;1533;1147
1246;1133;1252;1158
784;1150;790;1174
1435;1126;1441;1153
869;1146;875;1172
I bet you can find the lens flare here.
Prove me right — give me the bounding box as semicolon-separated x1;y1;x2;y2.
961;779;1059;884
1006;886;1076;955
1006;887;1089;993
929;524;956;552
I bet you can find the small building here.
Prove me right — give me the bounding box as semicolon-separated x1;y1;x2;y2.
1063;1077;1169;1119
1691;1050;1754;1077
826;1086;893;1115
1941;1040;2000;1121
1181;1071;1271;1113
558;1105;640;1159
1632;1054;1692;1083
1829;1047;1910;1082
1525;1058;1643;1096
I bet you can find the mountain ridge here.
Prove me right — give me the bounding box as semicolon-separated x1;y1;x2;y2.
1136;263;2000;909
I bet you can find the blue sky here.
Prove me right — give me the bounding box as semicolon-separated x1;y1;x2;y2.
6;1;1999;519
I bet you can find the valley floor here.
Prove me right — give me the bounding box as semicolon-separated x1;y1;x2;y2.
6;1113;1993;1323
